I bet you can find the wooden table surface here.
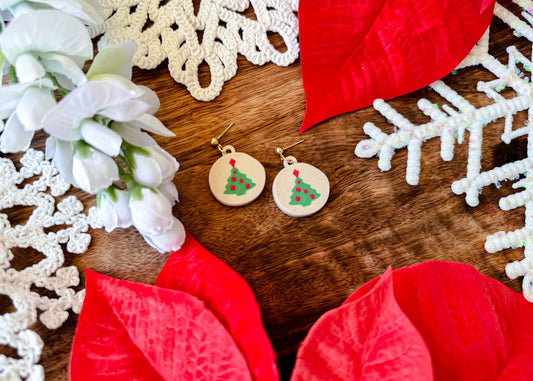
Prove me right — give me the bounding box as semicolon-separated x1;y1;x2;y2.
2;1;531;379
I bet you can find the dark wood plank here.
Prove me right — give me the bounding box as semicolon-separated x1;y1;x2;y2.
2;1;531;379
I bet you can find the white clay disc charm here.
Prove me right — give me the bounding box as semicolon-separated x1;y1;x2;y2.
272;156;329;217
209;145;266;207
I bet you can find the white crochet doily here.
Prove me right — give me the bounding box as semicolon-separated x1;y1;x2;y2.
0;149;101;381
90;0;299;101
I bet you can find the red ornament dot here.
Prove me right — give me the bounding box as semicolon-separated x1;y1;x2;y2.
304;189;308;194
245;183;250;189
231;177;237;182
297;180;301;184
239;179;244;183
296;187;301;193
295;196;301;202
310;194;315;199
230;185;236;191
233;170;237;174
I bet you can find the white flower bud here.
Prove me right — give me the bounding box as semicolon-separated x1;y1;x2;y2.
142;217;185;253
14;53;46;83
130;187;174;236
132;145;179;187
80;119;122;157
157;181;179;206
72;145;119;194
97;188;132;232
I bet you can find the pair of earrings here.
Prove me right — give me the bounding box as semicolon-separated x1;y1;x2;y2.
208;123;330;217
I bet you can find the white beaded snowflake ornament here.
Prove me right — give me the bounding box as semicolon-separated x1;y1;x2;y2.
90;0;299;101
0;149;101;380
355;1;533;302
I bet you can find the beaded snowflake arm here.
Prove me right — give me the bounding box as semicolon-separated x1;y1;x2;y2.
355;1;533;301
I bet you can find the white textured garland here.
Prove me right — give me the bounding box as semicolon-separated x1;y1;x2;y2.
0;149;100;380
355;0;533;301
90;0;300;101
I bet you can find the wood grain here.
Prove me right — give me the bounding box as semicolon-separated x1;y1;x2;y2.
1;1;531;379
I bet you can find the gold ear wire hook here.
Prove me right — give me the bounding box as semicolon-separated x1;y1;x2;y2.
211;122;234;152
275;139;304;162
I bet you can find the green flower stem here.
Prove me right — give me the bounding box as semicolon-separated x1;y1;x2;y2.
116;160;127;175
96;184;121;206
98;117;113;127
117;162;157;202
117;142;156;201
45;72;70;96
120;141;150;171
115;164;140;201
120;171;143;201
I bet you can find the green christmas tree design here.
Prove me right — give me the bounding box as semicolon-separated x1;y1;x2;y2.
224;158;256;196
289;169;320;207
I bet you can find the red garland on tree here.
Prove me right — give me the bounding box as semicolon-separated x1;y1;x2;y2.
224;158;256;196
289;169;320;206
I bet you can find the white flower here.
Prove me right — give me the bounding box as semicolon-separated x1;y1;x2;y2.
1;112;35;153
0;10;92;84
142;217;185;253
132;145;179;187
97;187;132;232
86;41;137;82
90;42;177;138
43;80;173;142
41;43;174;147
45;136;119;194
0;78;56;153
0;8;181;256
110;120;156;147
158;181;179;206
130;188;174;236
0;0;104;26
72;143;119;194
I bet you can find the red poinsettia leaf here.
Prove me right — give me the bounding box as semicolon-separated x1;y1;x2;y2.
155;231;278;381
481;0;494;13
292;261;533;381
298;0;495;131
390;261;533;380
70;269;252;381
291;268;433;380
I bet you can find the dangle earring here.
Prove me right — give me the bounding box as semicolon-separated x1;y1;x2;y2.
272;140;330;217
208;123;266;207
